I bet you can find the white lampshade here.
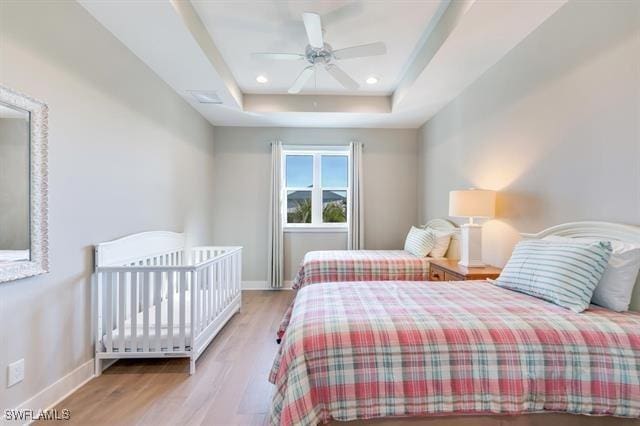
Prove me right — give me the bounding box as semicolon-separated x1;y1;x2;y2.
449;189;496;218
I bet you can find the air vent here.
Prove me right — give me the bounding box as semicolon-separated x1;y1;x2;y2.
188;90;223;104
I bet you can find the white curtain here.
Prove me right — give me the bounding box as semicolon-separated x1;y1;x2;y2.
267;141;284;288
348;141;364;250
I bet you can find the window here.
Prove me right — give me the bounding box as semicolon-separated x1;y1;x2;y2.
283;147;349;229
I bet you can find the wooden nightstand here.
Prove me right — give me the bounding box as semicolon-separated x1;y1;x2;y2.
429;259;501;282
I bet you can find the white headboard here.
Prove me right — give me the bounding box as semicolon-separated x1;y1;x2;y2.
423;218;460;260
95;231;185;267
522;221;640;312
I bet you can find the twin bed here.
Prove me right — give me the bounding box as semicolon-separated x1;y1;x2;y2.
270;221;640;425
291;219;460;291
277;219;460;342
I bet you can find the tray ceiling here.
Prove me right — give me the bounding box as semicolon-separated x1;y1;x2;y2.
80;0;567;128
191;0;442;95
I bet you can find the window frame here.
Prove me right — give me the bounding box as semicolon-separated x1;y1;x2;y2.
282;146;350;232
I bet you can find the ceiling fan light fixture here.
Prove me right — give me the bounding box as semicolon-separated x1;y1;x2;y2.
251;12;387;94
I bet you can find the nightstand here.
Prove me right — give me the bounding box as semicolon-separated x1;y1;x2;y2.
429;259;501;282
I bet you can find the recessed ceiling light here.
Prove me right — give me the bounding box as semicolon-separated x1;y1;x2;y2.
366;76;379;85
187;90;223;104
256;75;269;84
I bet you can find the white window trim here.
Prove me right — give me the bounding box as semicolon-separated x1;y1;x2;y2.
282;147;350;232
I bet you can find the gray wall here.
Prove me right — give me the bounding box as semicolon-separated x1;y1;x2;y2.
212;127;419;283
0;1;216;410
0;117;30;250
418;0;640;268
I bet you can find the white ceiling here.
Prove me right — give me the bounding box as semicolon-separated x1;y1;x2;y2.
192;0;442;95
80;0;568;129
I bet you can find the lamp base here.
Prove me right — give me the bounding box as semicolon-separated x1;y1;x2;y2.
458;223;485;267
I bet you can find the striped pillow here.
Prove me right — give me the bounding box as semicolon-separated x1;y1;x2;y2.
404;226;436;257
495;239;612;312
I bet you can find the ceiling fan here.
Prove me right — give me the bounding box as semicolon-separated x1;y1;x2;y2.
251;12;387;94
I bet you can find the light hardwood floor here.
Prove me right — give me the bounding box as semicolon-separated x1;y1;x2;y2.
42;290;293;426
44;290;637;426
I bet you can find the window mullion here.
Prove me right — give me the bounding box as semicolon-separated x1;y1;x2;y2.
312;154;322;225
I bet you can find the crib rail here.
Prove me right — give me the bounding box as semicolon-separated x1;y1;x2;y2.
94;245;242;375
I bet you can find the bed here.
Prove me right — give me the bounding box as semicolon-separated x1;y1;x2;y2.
276;219;459;341
269;222;640;425
291;218;460;291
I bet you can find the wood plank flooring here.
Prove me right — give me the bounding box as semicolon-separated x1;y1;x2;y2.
42;290;637;426
42;291;293;426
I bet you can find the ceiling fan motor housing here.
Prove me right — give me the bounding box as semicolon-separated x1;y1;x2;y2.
305;43;333;65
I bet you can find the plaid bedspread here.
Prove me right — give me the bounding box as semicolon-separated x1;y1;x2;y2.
292;250;432;290
269;281;640;425
276;250;433;341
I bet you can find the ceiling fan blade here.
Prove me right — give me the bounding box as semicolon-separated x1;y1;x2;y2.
333;42;387;60
325;64;359;90
302;12;324;49
288;66;315;94
251;52;305;61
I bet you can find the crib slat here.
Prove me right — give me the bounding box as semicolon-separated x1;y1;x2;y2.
130;272;138;352
204;267;209;324
232;252;237;297
238;250;243;297
142;271;150;352
167;271;174;351
196;270;202;334
232;254;237;298
213;262;219;316
118;272;126;353
237;251;241;296
179;270;186;352
229;255;234;299
190;271;197;349
105;272;114;352
193;268;198;332
208;265;213;320
95;272;101;355
154;271;162;352
224;257;231;307
217;262;222;315
234;253;239;297
100;273;106;350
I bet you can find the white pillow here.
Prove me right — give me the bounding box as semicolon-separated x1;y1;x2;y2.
544;236;640;312
404;226;436;257
427;229;452;258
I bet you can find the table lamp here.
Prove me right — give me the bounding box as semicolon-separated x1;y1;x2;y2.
449;189;496;267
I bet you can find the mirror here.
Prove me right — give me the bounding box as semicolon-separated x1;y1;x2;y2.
0;85;48;283
0;102;30;263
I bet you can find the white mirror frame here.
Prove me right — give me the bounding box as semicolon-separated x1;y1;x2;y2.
0;85;49;283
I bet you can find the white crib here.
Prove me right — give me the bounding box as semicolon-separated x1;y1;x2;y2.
93;231;242;375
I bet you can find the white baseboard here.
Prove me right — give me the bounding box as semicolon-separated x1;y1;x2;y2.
12;359;94;422
242;280;293;290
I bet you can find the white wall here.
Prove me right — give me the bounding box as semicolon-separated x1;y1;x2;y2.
212;127;419;283
0;1;215;410
418;0;640;268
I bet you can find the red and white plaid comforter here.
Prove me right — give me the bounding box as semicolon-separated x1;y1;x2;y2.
269;281;640;425
292;250;432;290
276;250;434;341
